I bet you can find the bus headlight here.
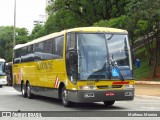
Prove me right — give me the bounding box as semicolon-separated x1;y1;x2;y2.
79;86;97;90
124;84;134;89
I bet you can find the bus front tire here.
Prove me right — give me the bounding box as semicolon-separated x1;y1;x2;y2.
22;83;27;97
103;101;115;106
26;82;34;99
61;87;71;107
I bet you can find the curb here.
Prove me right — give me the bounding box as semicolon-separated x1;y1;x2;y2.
135;81;160;85
136;95;160;99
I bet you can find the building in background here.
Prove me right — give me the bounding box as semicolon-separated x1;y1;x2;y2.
33;0;54;29
46;0;54;6
46;0;54;20
33;14;46;27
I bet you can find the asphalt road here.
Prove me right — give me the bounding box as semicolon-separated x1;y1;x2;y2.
0;86;159;111
0;85;160;120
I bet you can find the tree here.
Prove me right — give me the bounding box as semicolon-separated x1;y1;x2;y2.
126;0;160;77
93;15;138;48
45;0;129;32
94;15;129;29
0;26;13;61
30;24;46;39
0;26;29;62
16;28;30;44
44;10;86;34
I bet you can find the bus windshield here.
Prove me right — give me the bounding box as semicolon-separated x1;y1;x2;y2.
0;62;5;75
77;33;132;80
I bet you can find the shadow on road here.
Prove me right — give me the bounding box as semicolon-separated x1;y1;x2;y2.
0;86;128;111
26;95;127;110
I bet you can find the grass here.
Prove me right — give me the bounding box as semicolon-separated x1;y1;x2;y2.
133;47;160;81
133;59;152;80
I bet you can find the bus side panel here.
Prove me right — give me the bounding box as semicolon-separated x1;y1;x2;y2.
13;64;21;91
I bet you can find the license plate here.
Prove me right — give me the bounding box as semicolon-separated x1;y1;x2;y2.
105;92;115;96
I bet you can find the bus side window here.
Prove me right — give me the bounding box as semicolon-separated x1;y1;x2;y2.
43;39;53;60
14;49;21;64
27;45;34;61
34;43;44;61
53;36;64;59
21;47;28;62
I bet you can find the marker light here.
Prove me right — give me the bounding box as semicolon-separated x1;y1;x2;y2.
124;84;134;89
79;86;96;90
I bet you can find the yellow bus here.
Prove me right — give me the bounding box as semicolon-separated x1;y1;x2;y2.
13;27;134;107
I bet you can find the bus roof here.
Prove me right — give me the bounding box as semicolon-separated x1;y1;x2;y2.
14;27;128;50
66;27;128;33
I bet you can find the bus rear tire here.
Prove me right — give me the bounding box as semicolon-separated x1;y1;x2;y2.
26;82;34;99
61;86;71;107
22;82;27;97
103;101;115;106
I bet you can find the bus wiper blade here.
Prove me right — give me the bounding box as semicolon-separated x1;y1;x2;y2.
111;61;124;81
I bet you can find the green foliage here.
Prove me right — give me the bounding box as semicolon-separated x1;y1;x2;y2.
0;0;159;78
134;20;148;36
16;28;30;44
0;26;29;62
30;24;46;40
93;15;129;29
127;0;160;77
134;47;152;80
126;0;160;33
45;0;128;32
134;59;152;80
44;10;87;34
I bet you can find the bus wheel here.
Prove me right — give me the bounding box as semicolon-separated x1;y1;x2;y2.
0;85;2;88
103;101;115;106
22;83;26;97
61;87;71;107
26;82;34;99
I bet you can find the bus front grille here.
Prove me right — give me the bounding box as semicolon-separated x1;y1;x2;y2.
97;85;123;89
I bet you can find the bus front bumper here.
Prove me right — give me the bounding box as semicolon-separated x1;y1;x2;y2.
68;89;134;103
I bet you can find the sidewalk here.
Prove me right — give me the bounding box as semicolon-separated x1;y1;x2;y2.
135;81;160;85
135;81;160;97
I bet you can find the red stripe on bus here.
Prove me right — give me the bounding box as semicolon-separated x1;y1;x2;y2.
54;77;59;88
112;82;129;85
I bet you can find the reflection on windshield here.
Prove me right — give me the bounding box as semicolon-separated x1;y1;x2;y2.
77;33;131;80
107;34;129;66
77;33;109;80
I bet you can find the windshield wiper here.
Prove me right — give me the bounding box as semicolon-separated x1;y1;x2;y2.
110;61;124;81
